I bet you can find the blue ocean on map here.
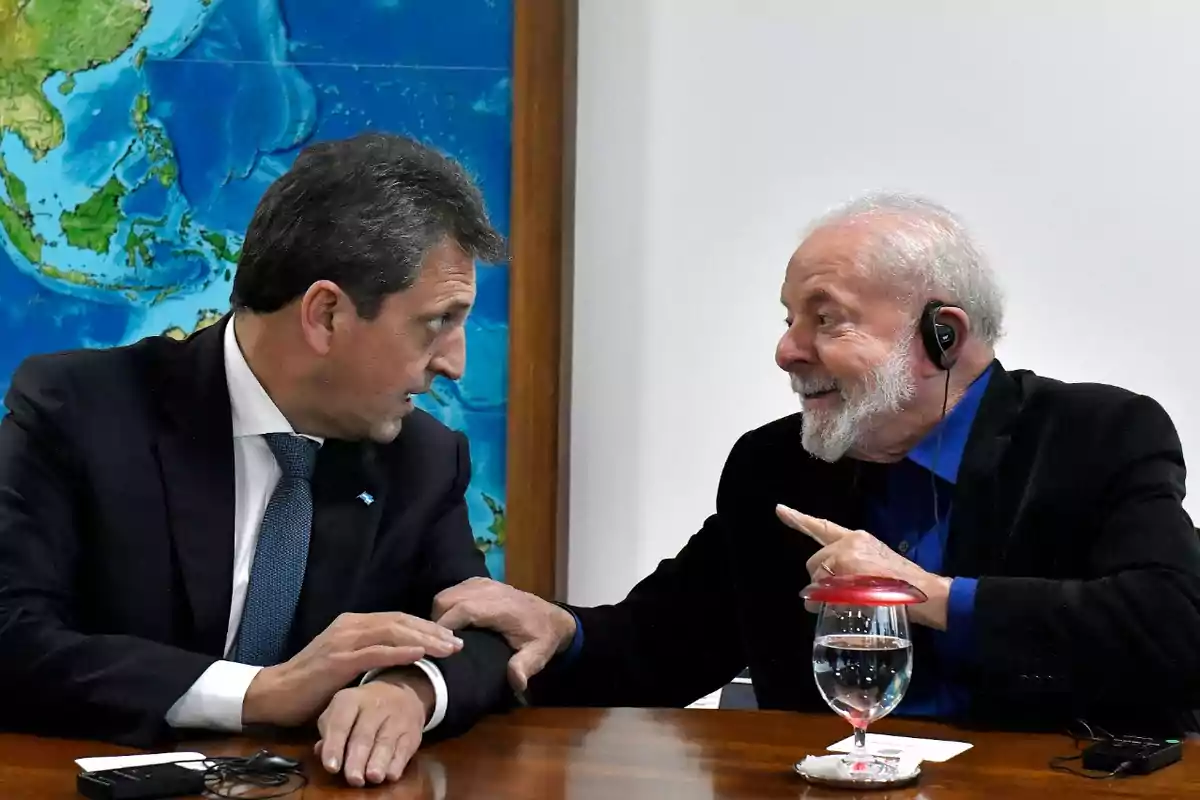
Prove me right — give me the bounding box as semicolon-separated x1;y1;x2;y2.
0;0;513;575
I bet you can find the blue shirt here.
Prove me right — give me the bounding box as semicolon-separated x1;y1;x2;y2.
557;367;993;717
866;365;992;718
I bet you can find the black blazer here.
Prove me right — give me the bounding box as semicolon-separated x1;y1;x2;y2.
0;318;513;746
532;362;1200;735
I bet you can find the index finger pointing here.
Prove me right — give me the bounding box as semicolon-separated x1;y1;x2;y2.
775;504;852;546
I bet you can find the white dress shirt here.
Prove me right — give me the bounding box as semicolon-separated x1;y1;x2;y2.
164;317;447;732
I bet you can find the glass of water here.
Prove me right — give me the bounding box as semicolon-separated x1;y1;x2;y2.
803;576;925;780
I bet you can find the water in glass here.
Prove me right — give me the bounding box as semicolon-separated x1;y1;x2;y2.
812;602;913;777
813;632;912;729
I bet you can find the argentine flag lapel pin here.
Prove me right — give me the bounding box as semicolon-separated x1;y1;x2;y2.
357;492;375;506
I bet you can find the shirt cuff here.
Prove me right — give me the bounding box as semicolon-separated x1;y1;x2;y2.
556;605;584;666
361;659;448;733
164;660;262;731
937;577;978;666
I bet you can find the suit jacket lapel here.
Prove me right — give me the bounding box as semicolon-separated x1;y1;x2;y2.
944;360;1022;578
288;440;387;653
152;318;236;657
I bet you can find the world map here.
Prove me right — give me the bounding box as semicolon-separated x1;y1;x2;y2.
0;0;513;577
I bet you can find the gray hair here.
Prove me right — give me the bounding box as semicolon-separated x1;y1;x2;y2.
806;192;1005;346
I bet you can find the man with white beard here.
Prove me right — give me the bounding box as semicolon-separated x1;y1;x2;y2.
789;336;916;464
434;193;1200;735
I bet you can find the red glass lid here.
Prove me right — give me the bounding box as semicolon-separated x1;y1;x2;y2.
800;575;928;606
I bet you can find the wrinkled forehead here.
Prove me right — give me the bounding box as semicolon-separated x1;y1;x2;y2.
414;241;478;298
372;242;478;323
781;218;918;331
782;222;877;302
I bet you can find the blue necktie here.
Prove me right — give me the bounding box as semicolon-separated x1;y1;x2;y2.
230;433;320;666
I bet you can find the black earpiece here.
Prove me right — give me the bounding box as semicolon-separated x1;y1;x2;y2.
919;300;960;370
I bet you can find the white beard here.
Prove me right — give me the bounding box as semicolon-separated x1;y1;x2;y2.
790;337;917;462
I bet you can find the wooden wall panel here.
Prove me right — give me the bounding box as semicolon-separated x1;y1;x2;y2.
505;0;576;598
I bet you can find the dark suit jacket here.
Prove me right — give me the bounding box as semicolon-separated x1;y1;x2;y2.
0;318;513;746
532;362;1200;735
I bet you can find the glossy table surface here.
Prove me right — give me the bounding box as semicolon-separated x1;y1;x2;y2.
2;708;1197;798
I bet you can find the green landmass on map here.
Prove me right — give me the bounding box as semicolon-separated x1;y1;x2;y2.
0;152;43;263
124;227;153;268
474;493;507;553
121;214;165;269
131;92;178;187
0;0;150;159
39;264;103;286
201;230;239;263
0;2;225;288
0;0;161;293
162;307;223;340
61;176;126;253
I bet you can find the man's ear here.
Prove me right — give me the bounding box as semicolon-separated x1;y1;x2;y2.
937;305;971;368
298;280;347;356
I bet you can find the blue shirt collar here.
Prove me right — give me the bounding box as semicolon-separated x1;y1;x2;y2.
906;365;993;484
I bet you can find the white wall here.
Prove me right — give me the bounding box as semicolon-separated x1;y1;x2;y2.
567;0;1200;606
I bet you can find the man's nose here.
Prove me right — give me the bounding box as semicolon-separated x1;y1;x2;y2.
775;326;815;372
429;328;466;381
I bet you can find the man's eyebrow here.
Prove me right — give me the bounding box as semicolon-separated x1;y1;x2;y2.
419;300;473;322
435;299;474;314
783;284;850;312
782;288;832;307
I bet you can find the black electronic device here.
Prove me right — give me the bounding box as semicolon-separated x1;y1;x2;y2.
1080;735;1183;775
245;751;301;772
919;300;960;370
76;762;206;800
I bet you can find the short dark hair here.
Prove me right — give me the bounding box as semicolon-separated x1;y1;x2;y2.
230;132;506;317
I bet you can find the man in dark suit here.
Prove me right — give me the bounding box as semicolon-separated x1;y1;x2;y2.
0;133;515;785
433;192;1200;736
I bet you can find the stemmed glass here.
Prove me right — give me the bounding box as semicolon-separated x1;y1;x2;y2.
801;575;926;781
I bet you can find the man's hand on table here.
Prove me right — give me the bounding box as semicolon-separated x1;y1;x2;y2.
234;611;458;785
241;611;460;729
315;671;433;787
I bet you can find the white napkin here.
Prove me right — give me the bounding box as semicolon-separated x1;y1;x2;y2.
828;732;973;762
74;752;207;773
797;752;922;782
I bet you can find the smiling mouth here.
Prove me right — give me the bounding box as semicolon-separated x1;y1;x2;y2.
803;388;838;400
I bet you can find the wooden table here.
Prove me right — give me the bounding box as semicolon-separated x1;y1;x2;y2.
2;708;1197;798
